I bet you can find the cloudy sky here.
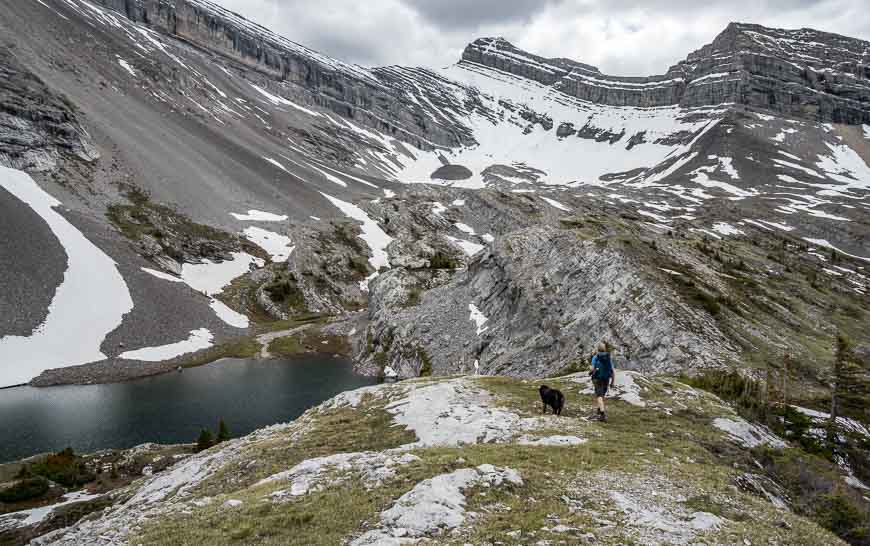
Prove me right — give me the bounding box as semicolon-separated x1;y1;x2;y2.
214;0;870;75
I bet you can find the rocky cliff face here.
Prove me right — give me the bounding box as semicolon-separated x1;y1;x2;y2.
83;0;470;150
462;24;870;123
0;47;97;171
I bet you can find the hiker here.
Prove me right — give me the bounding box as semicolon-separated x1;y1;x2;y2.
589;342;616;422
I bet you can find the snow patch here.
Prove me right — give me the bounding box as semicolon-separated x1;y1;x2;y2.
249;84;321;117
119;328;213;361
468;303;489;335
711;222;743;236
431;201;447;216
802;238;870;263
445;235;484;256
181;253;263;296
262;157;289;172
0;491;102;529
540;196;570;211
454;222;475;234
230;210;288;222
320;193;392;290
116;57;136;76
243;226;293;262
209;300;249;329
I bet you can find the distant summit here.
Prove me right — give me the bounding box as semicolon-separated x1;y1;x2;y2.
461;24;870;122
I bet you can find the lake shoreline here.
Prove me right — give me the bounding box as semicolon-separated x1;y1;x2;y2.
1;355;379;464
24;317;363;388
27;346;360;389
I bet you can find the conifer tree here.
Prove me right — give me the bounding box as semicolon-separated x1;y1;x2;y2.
217;419;230;443
197;428;214;452
831;334;869;432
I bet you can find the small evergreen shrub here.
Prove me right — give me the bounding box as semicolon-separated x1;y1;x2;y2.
0;477;49;503
217;419;230;443
196;429;215;452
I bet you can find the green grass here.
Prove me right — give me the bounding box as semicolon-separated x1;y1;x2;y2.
107;188;270;266
122;373;854;545
177;337;260;368
267;329;350;357
253;313;329;334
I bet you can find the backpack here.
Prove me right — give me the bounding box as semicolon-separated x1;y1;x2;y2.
593;352;613;381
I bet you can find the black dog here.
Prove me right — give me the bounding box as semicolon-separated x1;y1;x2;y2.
539;385;565;416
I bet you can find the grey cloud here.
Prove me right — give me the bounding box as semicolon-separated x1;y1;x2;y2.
402;0;561;28
214;0;870;75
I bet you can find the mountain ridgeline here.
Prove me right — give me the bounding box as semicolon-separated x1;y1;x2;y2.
463;25;870;123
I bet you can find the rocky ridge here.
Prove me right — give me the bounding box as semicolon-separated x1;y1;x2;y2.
12;373;863;545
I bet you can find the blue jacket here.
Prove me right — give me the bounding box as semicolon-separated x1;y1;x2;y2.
591;352;613;381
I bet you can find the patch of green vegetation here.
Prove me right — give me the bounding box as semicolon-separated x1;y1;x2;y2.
178;337;260;368
684;370;833;457
267;335;302;356
684;494;749;521
416;346;432;376
192;398;417;500
404;286;422;307
27;448;94;489
0;476;49;503
755;447;869;545
346;256;370;279
268;329;350;357
428;251;460;269
254;313;329;334
329;223;365;254
263;273;306;309
373;351;389;369
552;360;587;377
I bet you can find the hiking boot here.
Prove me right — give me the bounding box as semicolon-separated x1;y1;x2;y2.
598;411;607;422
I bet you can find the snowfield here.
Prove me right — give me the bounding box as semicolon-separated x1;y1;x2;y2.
0;168;134;387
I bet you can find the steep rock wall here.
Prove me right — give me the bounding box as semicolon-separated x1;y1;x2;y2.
462;24;870;123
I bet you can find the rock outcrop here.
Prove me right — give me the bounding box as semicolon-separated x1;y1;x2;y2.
357;226;734;379
0;47;97;171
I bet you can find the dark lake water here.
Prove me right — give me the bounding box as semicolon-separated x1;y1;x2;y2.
0;355;377;463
